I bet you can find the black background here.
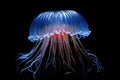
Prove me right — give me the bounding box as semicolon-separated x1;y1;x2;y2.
14;0;112;80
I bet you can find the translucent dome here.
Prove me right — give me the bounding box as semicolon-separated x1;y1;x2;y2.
28;10;91;42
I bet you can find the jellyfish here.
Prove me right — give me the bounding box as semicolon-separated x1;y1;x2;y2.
16;10;103;79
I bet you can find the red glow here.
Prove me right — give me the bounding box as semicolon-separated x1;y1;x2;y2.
51;32;67;38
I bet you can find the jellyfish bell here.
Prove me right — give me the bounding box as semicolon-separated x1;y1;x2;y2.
17;10;103;79
28;10;91;42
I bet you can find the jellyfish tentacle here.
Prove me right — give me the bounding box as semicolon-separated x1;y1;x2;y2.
45;37;53;68
16;41;41;71
87;52;103;72
71;36;85;73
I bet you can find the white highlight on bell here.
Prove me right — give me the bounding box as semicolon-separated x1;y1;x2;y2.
28;30;91;42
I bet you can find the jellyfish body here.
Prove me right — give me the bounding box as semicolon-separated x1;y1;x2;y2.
28;10;91;42
17;10;103;79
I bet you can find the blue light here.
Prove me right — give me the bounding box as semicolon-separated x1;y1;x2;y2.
28;10;91;42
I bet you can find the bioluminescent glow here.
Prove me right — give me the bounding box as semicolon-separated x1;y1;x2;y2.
16;10;103;79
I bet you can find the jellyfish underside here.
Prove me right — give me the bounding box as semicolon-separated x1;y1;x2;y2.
16;10;102;79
